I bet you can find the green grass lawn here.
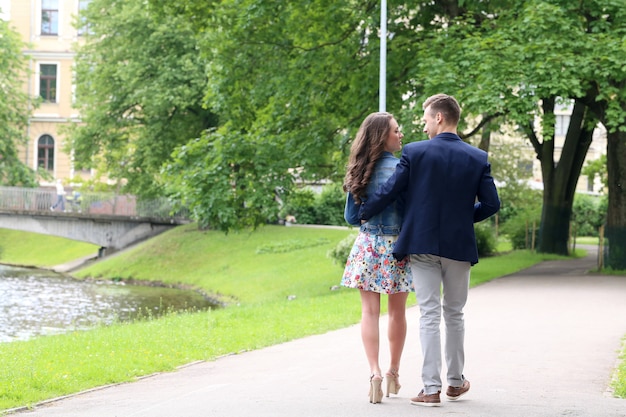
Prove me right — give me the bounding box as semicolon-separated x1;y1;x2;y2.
0;229;98;268
0;225;623;411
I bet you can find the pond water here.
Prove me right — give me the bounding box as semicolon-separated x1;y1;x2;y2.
0;264;218;343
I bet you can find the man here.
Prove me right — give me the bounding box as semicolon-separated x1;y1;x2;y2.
50;179;66;212
359;94;500;407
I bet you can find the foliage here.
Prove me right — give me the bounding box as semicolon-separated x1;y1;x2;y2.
278;187;316;224
500;185;543;222
501;203;543;251
497;186;543;250
68;0;217;197
280;183;346;226
162;129;295;231
314;183;347;226
327;231;358;265
582;154;608;193
571;193;607;237
614;338;626;398
256;238;330;254
202;0;386;175
475;222;498;257
161;0;407;231
405;0;615;255
488;137;539;224
0;19;38;187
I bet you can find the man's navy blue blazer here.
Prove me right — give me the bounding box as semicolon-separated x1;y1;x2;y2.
359;132;500;265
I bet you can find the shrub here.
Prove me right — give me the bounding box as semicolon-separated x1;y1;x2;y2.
475;222;498;256
571;193;606;237
279;188;317;224
498;187;542;250
501;214;541;250
328;232;358;265
280;183;346;226
313;183;346;226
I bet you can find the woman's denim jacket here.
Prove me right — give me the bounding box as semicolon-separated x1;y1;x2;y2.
344;152;404;235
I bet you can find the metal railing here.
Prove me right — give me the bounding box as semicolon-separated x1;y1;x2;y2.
0;186;190;222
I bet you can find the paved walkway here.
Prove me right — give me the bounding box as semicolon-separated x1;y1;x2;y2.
13;247;626;416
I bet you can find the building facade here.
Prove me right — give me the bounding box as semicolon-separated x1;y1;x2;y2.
1;0;91;186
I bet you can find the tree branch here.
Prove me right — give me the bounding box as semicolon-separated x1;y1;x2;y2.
459;111;505;140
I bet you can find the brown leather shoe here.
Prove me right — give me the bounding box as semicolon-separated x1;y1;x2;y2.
446;380;470;401
410;390;441;407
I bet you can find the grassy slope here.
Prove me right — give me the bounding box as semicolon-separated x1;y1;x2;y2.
0;229;98;268
73;224;355;304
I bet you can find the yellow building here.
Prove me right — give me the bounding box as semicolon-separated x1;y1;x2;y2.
1;0;91;186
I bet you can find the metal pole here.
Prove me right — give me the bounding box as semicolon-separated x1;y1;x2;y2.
379;0;387;112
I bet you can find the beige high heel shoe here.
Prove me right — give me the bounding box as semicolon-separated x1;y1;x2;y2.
385;369;401;397
369;374;383;404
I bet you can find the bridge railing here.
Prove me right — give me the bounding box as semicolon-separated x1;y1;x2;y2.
0;186;190;222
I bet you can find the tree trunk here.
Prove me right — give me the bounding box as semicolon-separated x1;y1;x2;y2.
477;116;491;152
533;99;594;255
605;130;626;269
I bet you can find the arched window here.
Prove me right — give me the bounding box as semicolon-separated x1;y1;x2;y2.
38;134;55;171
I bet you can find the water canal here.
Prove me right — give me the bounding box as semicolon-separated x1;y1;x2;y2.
0;264;218;343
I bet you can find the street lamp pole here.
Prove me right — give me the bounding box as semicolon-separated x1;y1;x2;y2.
379;0;387;112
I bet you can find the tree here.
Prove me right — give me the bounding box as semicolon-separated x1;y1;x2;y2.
68;0;217;197
0;18;38;187
163;0;399;231
397;0;616;256
578;0;626;269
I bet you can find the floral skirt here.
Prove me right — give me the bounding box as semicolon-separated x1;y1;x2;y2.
340;232;413;294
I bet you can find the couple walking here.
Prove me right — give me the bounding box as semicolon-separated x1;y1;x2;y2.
340;94;500;406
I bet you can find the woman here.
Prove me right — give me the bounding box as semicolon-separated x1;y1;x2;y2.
341;112;412;404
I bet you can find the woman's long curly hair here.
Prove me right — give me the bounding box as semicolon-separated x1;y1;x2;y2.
343;112;394;204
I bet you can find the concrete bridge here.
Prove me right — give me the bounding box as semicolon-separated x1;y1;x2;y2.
0;186;190;256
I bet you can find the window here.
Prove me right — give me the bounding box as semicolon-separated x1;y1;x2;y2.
41;0;59;35
39;64;57;102
77;0;92;36
555;115;570;136
38;135;55;171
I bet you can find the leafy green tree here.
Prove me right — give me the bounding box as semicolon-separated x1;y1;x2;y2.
68;0;217;197
396;1;623;259
162;0;396;230
163;129;294;231
575;1;626;269
0;18;37;187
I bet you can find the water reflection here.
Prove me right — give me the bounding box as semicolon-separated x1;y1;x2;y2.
0;265;218;343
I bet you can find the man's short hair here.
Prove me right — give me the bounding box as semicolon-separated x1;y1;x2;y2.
423;94;461;125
